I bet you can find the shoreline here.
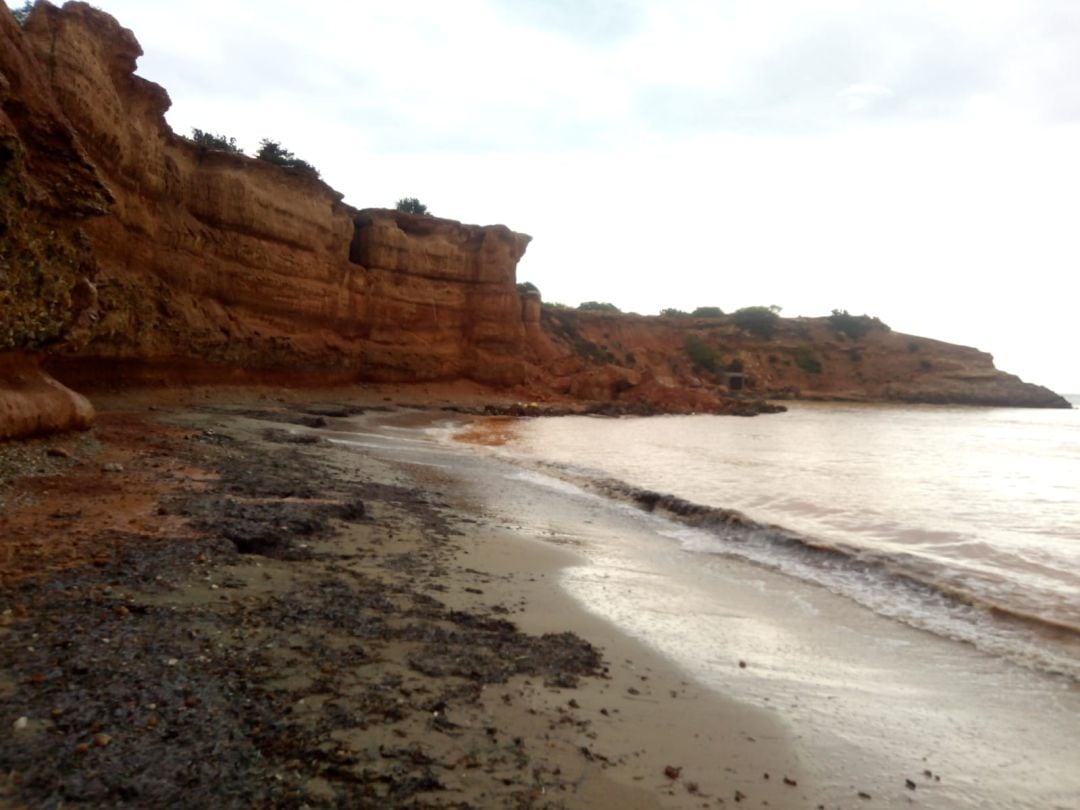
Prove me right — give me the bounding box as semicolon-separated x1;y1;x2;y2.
5;390;1078;807
0;393;807;808
445;408;1080;809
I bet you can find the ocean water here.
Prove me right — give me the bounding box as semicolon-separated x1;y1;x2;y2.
322;405;1080;807
480;400;1080;680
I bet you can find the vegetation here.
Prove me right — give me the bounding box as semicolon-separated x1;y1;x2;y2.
659;308;689;317
577;301;620;313
516;281;539;295
12;1;32;25
190;128;243;154
733;305;781;338
395;197;429;215
684;335;720;373
793;347;823;374
691;306;725;318
256;139;319;177
544;309;615;364
827;309;890;340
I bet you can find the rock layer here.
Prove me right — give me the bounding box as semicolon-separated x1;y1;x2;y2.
536;310;1070;409
0;352;94;440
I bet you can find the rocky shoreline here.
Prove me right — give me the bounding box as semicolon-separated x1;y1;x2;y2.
0;396;811;808
0;405;609;807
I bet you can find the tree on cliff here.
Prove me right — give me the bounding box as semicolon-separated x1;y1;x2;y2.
256;139;320;178
12;1;33;25
395;197;429;215
191;128;243;155
691;306;725;317
733;305;782;338
827;309;890;339
578;301;621;313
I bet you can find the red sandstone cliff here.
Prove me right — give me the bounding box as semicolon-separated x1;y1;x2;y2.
0;2;1069;439
2;2;533;397
531;309;1069;410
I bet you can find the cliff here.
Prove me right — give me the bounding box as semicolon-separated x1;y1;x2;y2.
0;2;1069;439
0;1;110;437
530;310;1070;410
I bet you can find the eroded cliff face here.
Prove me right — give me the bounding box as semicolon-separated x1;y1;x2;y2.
0;2;1069;440
0;3;111;436
532;310;1070;409
349;210;531;386
9;2;532;395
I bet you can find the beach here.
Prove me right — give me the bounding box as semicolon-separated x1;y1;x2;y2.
0;392;808;809
2;391;1077;808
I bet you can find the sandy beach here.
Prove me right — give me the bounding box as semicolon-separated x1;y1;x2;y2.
0;391;811;809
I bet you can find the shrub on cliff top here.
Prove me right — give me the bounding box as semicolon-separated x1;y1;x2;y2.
191;128;244;155
578;301;621;313
691;306;725;318
395;197;429;215
517;281;539;295
733;305;782;338
660;308;689;317
827;309;890;340
12;2;33;25
256;139;320;178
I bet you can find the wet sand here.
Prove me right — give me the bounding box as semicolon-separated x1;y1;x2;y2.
0;393;809;808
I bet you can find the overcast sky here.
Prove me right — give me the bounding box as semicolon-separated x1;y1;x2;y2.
11;0;1079;392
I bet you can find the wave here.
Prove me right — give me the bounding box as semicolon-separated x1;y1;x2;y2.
501;456;1080;682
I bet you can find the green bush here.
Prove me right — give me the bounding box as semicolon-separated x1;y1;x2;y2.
793;347;823;374
691;306;724;317
190;128;244;154
395;197;429;215
827;309;889;339
12;1;33;25
256;139;319;177
517;281;539;295
659;308;689;317
545;309;613;363
733;305;781;338
685;335;719;373
578;301;621;313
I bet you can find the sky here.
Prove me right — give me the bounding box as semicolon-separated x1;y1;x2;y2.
9;0;1080;392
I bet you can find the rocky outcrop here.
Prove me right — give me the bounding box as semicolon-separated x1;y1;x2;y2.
349;210;532;386
0;352;94;439
3;2;534;397
533;310;1071;409
0;3;109;437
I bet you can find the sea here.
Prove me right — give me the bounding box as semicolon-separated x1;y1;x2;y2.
422;397;1080;808
324;398;1080;806
477;398;1080;682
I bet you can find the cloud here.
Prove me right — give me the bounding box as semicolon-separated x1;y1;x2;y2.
489;0;645;45
839;83;894;113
